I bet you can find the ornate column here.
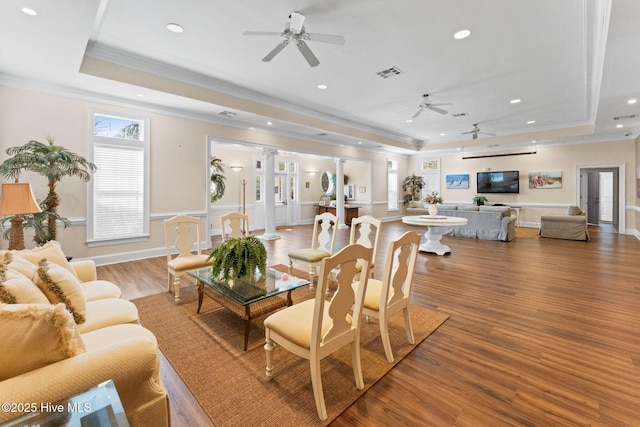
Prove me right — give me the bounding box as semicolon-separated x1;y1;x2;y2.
259;148;281;240
335;158;348;229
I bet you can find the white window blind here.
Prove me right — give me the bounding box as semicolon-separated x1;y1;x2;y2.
87;111;149;246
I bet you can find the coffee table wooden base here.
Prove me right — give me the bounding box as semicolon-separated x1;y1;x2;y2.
196;280;292;351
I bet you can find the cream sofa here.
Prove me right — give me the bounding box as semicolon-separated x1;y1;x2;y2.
539;205;590;241
0;241;170;427
406;202;516;241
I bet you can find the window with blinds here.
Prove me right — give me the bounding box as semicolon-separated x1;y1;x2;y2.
87;111;149;246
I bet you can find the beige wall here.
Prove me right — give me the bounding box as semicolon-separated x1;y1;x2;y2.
1;86;637;262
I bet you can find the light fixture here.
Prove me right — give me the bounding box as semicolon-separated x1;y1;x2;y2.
628;98;637;105
21;7;37;16
267;121;272;126
405;119;413;123
230;166;243;171
616;124;623;128
166;23;184;33
0;182;42;250
510;99;521;104
306;170;317;175
454;29;471;40
317;84;328;90
527;120;536;124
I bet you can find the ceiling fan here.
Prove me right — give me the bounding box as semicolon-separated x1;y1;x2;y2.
411;94;451;119
462;123;496;139
243;11;345;67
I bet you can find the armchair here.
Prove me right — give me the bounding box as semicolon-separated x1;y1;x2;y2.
539;205;590;241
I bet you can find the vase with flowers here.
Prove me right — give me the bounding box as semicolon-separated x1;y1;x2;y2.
424;191;444;216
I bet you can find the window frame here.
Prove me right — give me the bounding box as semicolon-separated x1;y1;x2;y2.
86;109;150;247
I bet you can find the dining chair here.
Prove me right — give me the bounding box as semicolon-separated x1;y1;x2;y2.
348;215;382;279
220;212;249;241
287;212;338;289
164;214;213;303
264;243;373;420
356;231;420;362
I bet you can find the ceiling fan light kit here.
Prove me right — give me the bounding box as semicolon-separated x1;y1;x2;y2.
243;11;345;67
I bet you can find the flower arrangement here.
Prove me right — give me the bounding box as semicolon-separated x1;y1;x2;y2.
424;191;444;205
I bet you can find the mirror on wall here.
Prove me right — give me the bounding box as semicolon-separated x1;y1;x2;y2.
320;170;335;196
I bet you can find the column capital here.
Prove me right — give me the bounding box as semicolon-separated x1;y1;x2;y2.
262;148;278;158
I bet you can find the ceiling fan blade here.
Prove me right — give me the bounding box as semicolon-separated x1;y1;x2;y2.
305;33;346;45
243;31;282;37
262;40;290;62
296;40;320;67
412;107;425;119
427;105;448;115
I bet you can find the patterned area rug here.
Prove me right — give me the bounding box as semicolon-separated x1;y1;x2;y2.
132;266;449;426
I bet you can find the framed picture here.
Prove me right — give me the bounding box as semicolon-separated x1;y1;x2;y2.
345;184;355;200
446;174;469;189
529;171;562;189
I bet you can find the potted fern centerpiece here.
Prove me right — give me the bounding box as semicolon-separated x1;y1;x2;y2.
207;236;267;282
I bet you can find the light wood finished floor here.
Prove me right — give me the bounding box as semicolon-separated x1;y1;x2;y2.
97;222;640;426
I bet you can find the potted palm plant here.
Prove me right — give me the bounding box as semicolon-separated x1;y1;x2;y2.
402;174;425;203
0;138;96;245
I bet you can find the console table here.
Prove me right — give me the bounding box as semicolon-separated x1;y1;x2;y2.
318;205;359;225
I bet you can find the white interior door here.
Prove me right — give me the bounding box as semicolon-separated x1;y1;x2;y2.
274;160;299;226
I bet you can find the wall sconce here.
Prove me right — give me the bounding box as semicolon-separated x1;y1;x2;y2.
230;166;243;171
0;182;42;250
306;170;317;175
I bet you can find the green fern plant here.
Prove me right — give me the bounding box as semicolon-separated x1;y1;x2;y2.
207;236;267;281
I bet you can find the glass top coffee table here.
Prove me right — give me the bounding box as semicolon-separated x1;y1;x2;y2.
188;267;310;351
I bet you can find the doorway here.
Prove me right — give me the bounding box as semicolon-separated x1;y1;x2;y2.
578;165;623;233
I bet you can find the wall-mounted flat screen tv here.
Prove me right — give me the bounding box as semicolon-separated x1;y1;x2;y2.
477;170;520;193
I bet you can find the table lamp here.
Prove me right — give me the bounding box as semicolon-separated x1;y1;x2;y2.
0;181;42;250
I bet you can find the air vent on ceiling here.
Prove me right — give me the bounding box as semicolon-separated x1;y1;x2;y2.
613;114;638;120
453;112;469;117
218;111;237;117
376;66;403;79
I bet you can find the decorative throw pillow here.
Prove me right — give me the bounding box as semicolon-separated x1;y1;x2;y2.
12;241;78;279
566;205;583;216
0;303;85;381
34;260;87;324
5;253;37;280
408;201;423;208
0;252;48;304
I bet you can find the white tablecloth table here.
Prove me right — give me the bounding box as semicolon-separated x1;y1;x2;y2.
402;215;469;255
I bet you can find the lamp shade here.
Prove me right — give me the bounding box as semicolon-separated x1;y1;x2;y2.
0;183;42;215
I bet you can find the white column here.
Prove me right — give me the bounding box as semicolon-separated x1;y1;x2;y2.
335;158;348;229
259;148;281;240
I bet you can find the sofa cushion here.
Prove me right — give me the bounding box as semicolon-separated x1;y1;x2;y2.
458;205;480;211
76;298;139;334
438;204;458;210
81;280;122;301
0;270;49;305
566;205;583;215
0;303;85;381
480;206;512;217
12;241;78;279
34;261;87;324
407;200;424;208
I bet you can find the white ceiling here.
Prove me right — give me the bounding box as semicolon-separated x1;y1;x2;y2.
1;0;639;155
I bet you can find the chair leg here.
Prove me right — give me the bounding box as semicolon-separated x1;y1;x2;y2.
350;340;364;389
310;356;327;420
288;259;293;275
403;304;415;344
172;275;181;303
264;335;275;380
379;315;394;363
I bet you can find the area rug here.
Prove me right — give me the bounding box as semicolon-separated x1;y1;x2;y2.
132;266;449;426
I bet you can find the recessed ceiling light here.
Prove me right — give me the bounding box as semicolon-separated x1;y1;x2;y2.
454;29;471;40
267;121;272;126
166;23;184;33
616;124;623;128
510;99;521;104
628;98;637;105
527;120;536;124
440;133;447;136
21;7;37;16
405;119;413;123
136;93;144;97
357;141;362;144
317;84;328;90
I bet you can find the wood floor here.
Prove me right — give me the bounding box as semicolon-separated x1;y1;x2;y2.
97;222;640;427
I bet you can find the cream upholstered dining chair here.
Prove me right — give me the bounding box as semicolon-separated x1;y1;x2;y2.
348;215;382;279
164;214;213;303
220;212;249;241
355;231;420;362
264;243;373;421
288;212;338;288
